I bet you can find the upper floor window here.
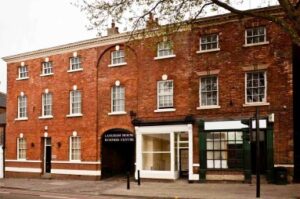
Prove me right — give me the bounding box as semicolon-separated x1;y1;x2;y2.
42;92;52;117
200;76;219;107
69;57;82;71
18;65;28;79
42;61;53;75
157;80;174;109
200;34;219;52
111;86;125;113
157;41;174;57
111;50;125;65
18;94;27;119
70;90;82;115
70;136;81;161
245;26;267;45
17;137;26;160
246;71;267;104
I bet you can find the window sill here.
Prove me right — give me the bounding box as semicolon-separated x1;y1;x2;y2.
66;113;83;118
197;105;221;110
40;73;54;77
243;102;270;107
67;68;83;73
154;108;176;113
243;41;269;47
196;48;220;54
69;160;81;163
108;111;127;116
15;117;28;121
108;62;127;67
154;54;176;60
39;115;54;119
16;77;29;81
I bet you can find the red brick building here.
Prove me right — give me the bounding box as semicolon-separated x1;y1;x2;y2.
2;6;294;182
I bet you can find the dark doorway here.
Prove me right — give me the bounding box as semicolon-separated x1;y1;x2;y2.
251;131;267;174
101;129;135;179
44;138;52;173
179;149;188;177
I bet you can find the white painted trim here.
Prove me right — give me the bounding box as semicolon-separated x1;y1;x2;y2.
154;54;176;60
5;159;41;163
243;102;270;107
51;161;101;164
40;73;54;77
51;169;101;176
206;174;244;181
108;111;127;115
199;76;219;108
274;164;294;168
6;167;41;173
66;113;83;118
154;108;176;113
243;41;269;47
67;68;83;73
193;163;200;167
39;115;54;119
244;71;268;105
15;117;28;121
16;77;29;81
196;48;220;54
197;106;221;110
108;62;127;67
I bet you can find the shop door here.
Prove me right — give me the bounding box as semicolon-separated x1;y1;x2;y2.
44;138;52;173
180;149;188;177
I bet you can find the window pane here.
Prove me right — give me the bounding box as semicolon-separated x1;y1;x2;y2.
142;134;170;152
246;72;266;103
142;153;171;170
200;34;219;51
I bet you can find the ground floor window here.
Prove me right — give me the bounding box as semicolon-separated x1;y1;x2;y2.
142;134;170;171
17;137;26;160
206;131;243;169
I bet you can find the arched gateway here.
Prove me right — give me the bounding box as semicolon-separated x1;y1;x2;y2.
101;129;135;178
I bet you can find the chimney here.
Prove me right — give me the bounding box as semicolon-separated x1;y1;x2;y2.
146;12;159;29
107;20;119;36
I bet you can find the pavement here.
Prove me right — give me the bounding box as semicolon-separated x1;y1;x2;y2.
0;177;300;199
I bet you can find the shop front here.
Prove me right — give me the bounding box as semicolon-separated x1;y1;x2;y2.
134;123;198;181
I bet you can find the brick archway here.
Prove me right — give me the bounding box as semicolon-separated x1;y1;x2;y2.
101;129;135;179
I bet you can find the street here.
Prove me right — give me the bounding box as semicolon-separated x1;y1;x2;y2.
0;188;129;199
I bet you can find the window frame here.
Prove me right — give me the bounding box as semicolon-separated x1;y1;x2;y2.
17;137;27;160
206;131;244;170
199;76;220;109
41;61;53;76
69;90;82;116
110;86;126;114
198;34;220;53
17;95;27;119
109;49;127;67
245;71;268;105
17;65;29;80
154;41;176;60
244;26;269;46
41;92;53;117
69;57;82;72
69;136;81;161
156;80;174;110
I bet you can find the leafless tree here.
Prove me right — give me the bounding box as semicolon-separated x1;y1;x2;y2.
77;0;300;46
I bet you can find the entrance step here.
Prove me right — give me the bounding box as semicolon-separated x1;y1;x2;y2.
251;175;268;184
41;173;52;179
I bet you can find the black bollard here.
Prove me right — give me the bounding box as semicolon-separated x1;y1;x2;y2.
127;171;130;190
137;170;141;186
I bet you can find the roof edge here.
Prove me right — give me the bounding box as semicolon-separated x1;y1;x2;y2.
2;5;283;63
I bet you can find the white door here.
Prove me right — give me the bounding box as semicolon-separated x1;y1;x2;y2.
0;146;3;178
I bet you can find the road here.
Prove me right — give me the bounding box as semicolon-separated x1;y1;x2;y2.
0;189;130;199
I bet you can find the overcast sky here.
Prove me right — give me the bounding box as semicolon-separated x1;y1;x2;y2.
0;0;96;93
0;0;278;94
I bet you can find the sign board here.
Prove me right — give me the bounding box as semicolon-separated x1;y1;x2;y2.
104;133;135;143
